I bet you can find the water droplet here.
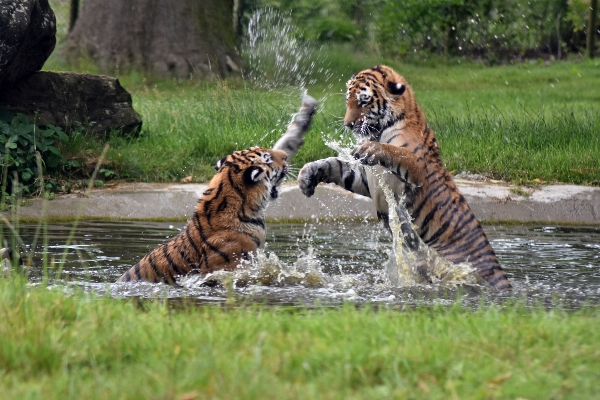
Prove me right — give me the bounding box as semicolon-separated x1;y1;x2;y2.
241;9;331;90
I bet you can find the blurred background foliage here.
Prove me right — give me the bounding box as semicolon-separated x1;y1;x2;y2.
240;0;598;63
50;0;599;64
36;1;600;189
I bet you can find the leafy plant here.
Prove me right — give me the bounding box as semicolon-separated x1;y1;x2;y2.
99;168;116;179
245;0;378;43
250;0;591;61
374;0;573;61
1;112;70;204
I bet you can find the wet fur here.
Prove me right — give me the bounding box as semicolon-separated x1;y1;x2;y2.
298;66;511;290
117;95;317;284
116;147;289;284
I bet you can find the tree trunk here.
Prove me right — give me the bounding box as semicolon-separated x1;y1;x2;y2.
68;0;79;32
62;0;241;79
233;0;244;39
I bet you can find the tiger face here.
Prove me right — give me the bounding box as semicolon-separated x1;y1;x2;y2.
216;147;289;200
117;94;317;285
344;65;413;142
299;66;512;289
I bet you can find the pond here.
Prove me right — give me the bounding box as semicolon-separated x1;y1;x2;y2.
3;220;600;310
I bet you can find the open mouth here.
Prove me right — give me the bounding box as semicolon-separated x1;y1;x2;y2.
352;129;369;143
349;121;377;143
270;186;280;199
270;168;287;199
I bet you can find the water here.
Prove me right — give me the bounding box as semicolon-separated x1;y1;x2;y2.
325;141;480;289
4;9;597;309
242;9;331;89
3;220;600;310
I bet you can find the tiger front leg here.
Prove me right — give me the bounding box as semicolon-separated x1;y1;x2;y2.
273;94;318;162
352;141;424;186
298;157;370;197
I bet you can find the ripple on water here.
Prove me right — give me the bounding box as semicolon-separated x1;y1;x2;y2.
3;220;600;310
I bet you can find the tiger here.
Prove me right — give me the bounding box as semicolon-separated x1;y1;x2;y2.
117;95;317;284
298;65;511;290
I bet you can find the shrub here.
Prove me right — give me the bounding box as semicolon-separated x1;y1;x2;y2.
0;113;74;206
374;0;575;61
249;0;596;61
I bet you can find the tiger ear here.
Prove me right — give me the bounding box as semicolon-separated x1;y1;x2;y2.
243;166;265;185
346;74;356;87
215;156;227;171
387;81;406;95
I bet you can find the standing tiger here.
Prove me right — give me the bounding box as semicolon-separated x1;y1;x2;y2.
298;65;511;290
117;95;317;284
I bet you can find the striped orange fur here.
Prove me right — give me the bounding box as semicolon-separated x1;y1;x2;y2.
117;95;318;284
116;147;289;284
299;66;511;289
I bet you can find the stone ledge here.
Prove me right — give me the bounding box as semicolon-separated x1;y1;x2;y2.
3;180;599;225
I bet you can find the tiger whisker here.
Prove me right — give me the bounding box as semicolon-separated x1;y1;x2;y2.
298;64;512;290
286;173;299;181
116;92;318;286
285;167;302;180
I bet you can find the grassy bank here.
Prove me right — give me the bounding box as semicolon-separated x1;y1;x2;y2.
0;276;598;399
42;47;600;185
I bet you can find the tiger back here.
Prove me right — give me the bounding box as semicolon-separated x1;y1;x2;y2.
298;66;511;290
116;147;289;284
117;95;317;284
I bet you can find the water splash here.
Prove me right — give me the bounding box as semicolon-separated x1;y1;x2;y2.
326;140;480;288
326;140;417;286
8;221;600;309
179;248;327;290
369;167;420;286
375;166;480;287
242;9;332;89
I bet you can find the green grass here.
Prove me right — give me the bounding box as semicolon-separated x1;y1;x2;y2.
1;275;599;399
108;82;339;182
407;60;600;183
42;45;600;185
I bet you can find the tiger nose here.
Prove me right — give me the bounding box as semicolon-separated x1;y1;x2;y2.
344;110;357;128
273;150;288;161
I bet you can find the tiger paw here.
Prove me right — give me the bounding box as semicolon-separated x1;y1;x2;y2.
351;141;391;168
273;94;318;161
298;161;325;197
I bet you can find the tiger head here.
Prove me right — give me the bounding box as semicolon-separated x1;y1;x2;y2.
344;65;425;142
215;147;289;200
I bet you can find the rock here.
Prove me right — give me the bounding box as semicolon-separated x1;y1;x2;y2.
0;71;142;136
1;247;23;273
0;0;56;85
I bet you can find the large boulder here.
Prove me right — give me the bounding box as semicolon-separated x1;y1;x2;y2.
0;71;142;136
0;0;56;85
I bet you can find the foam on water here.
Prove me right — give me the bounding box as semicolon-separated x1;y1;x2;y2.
179;248;326;289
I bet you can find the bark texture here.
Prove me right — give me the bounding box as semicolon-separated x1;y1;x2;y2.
62;0;241;78
0;71;142;136
0;0;56;85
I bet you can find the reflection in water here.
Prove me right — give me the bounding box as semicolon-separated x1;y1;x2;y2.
2;220;599;310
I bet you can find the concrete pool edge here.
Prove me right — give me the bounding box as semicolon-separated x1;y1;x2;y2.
2;180;600;225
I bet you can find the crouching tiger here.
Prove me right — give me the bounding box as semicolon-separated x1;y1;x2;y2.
298;65;511;290
117;95;317;284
